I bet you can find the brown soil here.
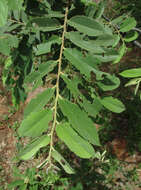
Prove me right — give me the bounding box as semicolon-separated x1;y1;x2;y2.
0;67;17;187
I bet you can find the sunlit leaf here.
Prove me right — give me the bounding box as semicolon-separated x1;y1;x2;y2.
125;78;141;87
120;68;141;78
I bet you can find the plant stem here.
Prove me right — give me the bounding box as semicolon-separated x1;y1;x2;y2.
47;5;69;166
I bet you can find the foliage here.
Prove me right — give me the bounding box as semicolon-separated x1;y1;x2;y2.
0;0;140;183
8;167;67;190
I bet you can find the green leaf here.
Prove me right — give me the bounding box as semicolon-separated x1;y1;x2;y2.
97;74;120;91
120;68;141;78
95;1;105;19
30;18;62;32
35;35;61;55
79;97;103;117
120;17;137;33
111;15;126;25
2;56;13;85
64;48;104;80
0;0;8;27
6;0;24;10
112;35;120;47
66;32;105;53
18;135;50;160
124;31;139;42
24;88;54;118
100;96;125;113
125;78;141;87
52;150;75;174
47;10;64;18
68;16;105;36
93;49;119;62
59;98;100;146
18;109;53;137
113;43;126;64
0;34;19;55
61;74;81;98
24;61;57;84
94;34;118;47
56;123;95;158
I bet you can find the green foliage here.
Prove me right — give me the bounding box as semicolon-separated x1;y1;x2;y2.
8;167;62;190
18;135;50;160
0;0;140;179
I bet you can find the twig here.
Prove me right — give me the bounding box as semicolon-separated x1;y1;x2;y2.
47;5;69;167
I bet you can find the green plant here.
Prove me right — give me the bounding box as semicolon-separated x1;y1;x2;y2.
8;167;64;190
0;0;140;177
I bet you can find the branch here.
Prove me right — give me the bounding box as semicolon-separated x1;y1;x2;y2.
47;5;69;167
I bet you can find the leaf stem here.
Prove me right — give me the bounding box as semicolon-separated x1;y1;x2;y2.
47;5;69;166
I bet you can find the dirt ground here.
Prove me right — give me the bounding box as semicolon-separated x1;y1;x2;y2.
0;66;17;186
